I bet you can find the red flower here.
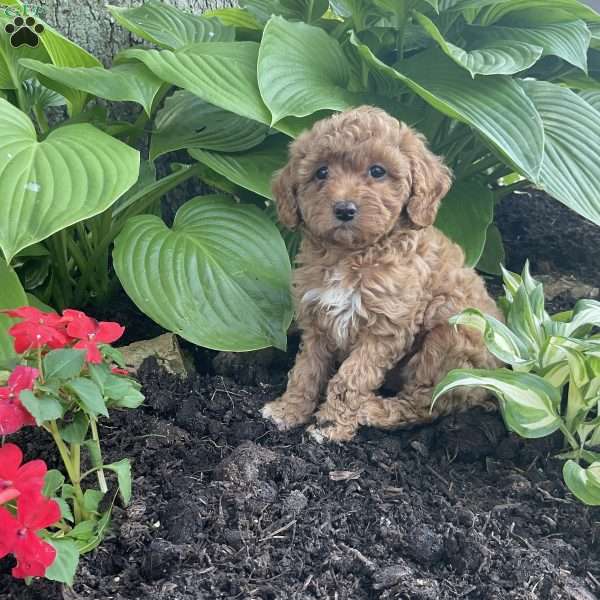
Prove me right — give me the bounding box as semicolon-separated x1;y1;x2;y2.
0;444;46;506
63;310;124;364
0;367;38;436
7;307;68;354
0;492;59;578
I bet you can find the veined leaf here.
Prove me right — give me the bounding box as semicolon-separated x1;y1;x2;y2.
240;0;330;23
20;60;163;116
151;91;269;160
580;89;600;111
0;258;27;363
118;43;271;125
108;1;234;49
468;20;591;72
434;179;494;266
520;80;600;227
258;16;361;125
433;368;562;438
563;460;600;505
477;1;600;26
0;99;139;262
415;11;543;76
449;308;532;366
352;40;543;182
113;196;293;352
44;539;79;585
188;135;290;199
565;299;600;336
104;459;132;505
203;7;263;30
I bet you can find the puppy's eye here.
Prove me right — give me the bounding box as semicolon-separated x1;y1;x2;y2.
369;165;386;179
315;166;329;180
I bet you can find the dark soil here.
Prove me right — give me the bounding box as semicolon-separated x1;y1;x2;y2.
1;358;599;600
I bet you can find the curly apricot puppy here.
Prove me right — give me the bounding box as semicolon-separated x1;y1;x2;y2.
261;106;501;442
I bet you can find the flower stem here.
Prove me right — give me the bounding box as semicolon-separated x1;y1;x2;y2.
89;419;108;494
48;420;88;522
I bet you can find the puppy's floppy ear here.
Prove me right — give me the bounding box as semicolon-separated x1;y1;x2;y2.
402;126;452;228
272;162;300;230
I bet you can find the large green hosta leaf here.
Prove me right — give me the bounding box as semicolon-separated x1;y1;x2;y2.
113;195;293;351
434;179;494;265
0;258;27;363
118;43;271;125
477;1;600;26
20;60;163;116
433;368;562;438
353;40;544;182
188;135;290;199
415;11;543;75
520;80;600;226
240;0;329;23
258;16;361;124
108;1;234;49
468;20;591;72
0;99;139;262
151;91;269;160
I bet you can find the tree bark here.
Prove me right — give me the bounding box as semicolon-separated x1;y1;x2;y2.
37;0;233;65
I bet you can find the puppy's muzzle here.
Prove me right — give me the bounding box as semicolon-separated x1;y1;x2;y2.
334;201;358;222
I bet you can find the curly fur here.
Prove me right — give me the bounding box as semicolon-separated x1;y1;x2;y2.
261;106;502;442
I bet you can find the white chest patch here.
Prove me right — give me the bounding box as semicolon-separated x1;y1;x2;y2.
301;270;363;346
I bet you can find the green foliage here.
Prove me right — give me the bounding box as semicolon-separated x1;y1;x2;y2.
3;0;600;354
433;264;600;505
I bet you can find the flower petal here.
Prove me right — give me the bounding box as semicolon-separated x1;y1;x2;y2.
8;366;39;392
17;493;61;531
0;443;23;479
96;322;125;344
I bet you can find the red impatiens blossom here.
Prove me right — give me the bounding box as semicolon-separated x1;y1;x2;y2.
0;444;46;506
0;492;59;578
0;367;38;436
6;307;68;354
62;310;125;364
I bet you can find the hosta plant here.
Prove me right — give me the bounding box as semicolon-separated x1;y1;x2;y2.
433;264;600;505
0;0;294;355
0;306;143;584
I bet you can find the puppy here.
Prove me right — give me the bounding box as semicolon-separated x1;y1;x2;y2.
261;106;501;442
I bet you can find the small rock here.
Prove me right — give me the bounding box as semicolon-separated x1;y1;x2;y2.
406;524;444;565
214;441;277;486
119;333;195;377
283;490;308;513
538;274;599;302
372;562;413;590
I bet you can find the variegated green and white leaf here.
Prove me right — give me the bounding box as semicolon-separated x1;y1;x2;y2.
433;368;562;438
563;460;600;505
449;308;533;367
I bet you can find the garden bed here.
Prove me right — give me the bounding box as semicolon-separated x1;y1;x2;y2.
1;358;599;600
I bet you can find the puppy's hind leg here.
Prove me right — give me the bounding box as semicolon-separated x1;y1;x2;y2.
358;324;496;430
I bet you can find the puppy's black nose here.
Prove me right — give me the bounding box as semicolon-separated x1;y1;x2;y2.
334;201;357;222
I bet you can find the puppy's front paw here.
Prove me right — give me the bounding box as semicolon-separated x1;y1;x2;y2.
306;423;356;444
261;398;311;431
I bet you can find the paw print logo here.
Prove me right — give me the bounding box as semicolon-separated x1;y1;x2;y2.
4;16;45;48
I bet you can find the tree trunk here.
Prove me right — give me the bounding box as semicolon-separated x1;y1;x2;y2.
37;0;233;65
